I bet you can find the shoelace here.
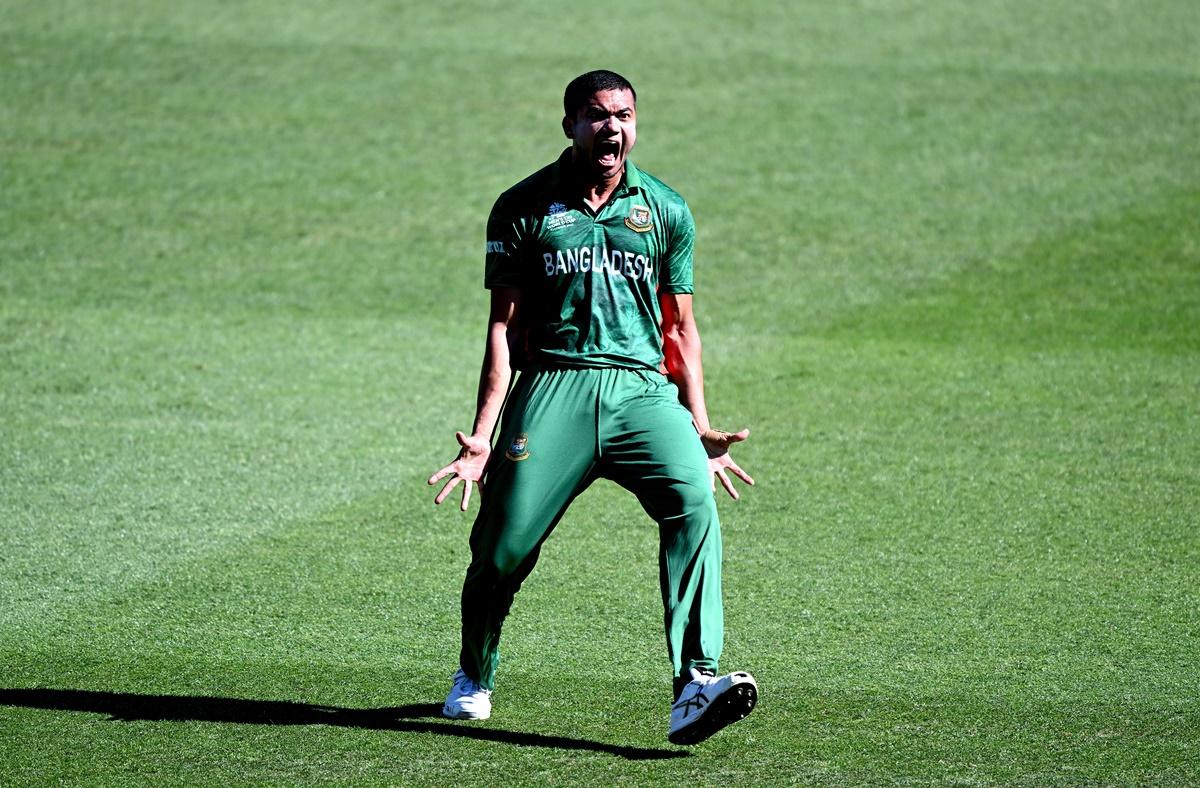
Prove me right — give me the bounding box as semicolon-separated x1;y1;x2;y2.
673;688;710;715
454;673;490;696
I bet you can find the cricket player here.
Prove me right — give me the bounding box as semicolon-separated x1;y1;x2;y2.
428;70;756;745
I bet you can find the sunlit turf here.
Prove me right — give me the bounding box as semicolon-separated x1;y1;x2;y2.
2;1;1197;784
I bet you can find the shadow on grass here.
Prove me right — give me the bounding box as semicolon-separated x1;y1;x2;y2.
0;688;687;761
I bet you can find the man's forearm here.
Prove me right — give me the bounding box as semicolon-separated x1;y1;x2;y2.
470;321;514;440
663;320;712;435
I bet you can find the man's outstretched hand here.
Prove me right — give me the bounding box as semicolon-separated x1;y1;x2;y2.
700;427;755;500
428;431;491;511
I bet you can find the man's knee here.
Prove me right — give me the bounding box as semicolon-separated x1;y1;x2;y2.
467;542;530;583
468;515;543;581
651;475;717;527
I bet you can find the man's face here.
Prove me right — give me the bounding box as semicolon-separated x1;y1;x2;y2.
563;88;637;179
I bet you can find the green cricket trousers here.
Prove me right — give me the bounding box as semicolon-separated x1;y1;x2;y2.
459;366;724;690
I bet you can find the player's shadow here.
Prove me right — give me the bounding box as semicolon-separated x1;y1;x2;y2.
0;688;686;761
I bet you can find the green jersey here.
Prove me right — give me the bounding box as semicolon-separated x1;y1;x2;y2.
484;148;696;371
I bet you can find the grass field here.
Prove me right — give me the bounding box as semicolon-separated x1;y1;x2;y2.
2;1;1198;784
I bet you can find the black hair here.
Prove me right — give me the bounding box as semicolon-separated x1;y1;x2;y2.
563;70;637;118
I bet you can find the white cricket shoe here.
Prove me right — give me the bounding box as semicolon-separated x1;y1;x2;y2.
668;670;757;745
442;668;492;720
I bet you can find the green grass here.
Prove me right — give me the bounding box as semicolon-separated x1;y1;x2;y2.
2;0;1198;784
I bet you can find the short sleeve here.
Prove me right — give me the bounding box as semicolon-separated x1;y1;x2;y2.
484;196;525;289
658;200;695;295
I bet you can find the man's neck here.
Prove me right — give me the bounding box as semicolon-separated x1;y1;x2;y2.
570;155;624;211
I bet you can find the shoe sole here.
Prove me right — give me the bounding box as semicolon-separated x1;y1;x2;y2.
442;704;490;721
668;681;757;745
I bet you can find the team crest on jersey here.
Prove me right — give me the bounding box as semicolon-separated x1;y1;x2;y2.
505;432;531;461
625;204;653;233
546;201;576;230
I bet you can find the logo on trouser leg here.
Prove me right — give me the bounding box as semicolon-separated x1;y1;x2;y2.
505;433;531;461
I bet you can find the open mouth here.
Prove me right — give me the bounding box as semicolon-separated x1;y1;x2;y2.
595;138;620;166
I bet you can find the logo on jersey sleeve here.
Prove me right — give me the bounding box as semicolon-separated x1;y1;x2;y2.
505;433;531;461
624;204;653;233
546;201;576;230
